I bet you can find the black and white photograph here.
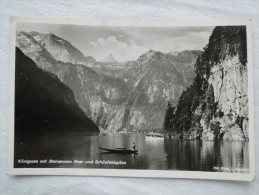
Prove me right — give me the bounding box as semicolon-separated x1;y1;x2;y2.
8;18;255;180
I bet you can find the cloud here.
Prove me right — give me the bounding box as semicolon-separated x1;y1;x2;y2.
149;30;212;52
86;27;213;61
118;27;214;53
88;36;148;62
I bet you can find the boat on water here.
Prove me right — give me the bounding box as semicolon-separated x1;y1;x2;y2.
98;147;138;154
146;132;164;139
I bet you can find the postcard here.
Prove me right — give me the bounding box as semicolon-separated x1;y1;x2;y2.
8;18;255;181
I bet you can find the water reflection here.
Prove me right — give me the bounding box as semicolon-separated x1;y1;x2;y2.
15;133;249;172
145;138;165;169
219;141;249;173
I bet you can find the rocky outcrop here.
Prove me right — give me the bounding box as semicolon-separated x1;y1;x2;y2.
169;26;248;141
15;47;99;135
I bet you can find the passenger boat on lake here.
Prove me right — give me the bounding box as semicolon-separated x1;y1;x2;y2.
146;132;164;139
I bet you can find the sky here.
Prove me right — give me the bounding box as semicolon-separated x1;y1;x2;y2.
17;23;214;62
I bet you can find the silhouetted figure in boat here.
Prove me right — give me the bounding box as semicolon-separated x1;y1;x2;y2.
133;143;136;152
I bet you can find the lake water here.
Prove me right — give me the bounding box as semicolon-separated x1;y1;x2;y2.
15;132;249;172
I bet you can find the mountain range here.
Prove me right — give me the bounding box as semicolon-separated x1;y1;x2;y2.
16;31;201;132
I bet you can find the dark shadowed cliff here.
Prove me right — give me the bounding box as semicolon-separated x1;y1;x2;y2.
15;47;99;136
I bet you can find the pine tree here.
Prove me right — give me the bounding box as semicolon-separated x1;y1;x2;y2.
163;101;176;135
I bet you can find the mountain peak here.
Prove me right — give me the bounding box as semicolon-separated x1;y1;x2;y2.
25;31;88;64
147;50;161;54
137;50;164;64
103;54;118;63
167;51;180;56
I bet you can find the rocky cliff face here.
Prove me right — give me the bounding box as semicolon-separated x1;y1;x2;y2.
15;47;99;135
170;26;248;141
116;50;200;131
16;31;200;132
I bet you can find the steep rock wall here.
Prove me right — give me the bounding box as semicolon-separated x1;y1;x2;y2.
171;26;248;141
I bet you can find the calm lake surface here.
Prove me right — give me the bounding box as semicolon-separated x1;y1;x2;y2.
15;132;249;172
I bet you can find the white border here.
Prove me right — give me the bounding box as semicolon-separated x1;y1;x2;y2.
8;17;255;181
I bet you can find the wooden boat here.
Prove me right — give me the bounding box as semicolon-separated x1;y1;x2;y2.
98;147;138;154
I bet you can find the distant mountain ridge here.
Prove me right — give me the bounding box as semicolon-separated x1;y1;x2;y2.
16;31;201;132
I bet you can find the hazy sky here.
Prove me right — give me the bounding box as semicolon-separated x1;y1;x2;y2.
17;23;214;62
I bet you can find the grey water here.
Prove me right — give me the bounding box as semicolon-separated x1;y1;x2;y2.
15;132;249;172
